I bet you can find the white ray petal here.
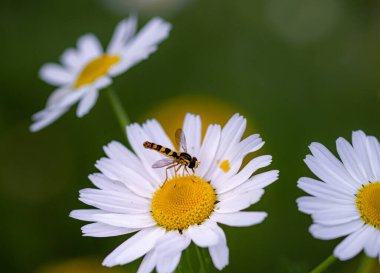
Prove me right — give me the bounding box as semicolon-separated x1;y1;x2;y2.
188;221;219;247
76;89;99;118
364;227;380;258
103;227;165;267
333;225;372;260
137;250;157;273
309;220;363;240
297;177;354;203
30;107;69;132
109;18;171;76
107;16;138;54
197;124;221;179
182;113;202;156
352;131;376;182
215;189;264;213
77;33;103;61
91;213;156;228
208;224;229;270
81;222;138;237
212;211;267;227
336;137;368;184
39;63;74;86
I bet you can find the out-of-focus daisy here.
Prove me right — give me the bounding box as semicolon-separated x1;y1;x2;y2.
30;16;171;132
70;113;278;272
297;131;380;262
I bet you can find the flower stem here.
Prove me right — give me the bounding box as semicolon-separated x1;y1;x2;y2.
106;87;130;134
356;255;376;273
310;254;337;273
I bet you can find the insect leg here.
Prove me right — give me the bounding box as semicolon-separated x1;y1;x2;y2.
163;164;177;186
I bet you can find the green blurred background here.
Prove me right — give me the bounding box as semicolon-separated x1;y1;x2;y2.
1;0;380;272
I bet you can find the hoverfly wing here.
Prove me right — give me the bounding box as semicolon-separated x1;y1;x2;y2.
152;158;176;168
175;128;187;152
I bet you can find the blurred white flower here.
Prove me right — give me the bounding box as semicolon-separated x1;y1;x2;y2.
31;16;171;132
71;113;279;272
102;0;192;18
297;131;380;262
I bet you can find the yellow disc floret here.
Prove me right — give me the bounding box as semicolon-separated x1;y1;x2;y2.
151;175;216;231
74;55;120;89
356;182;380;230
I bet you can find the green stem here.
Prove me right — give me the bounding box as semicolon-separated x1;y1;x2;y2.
310;254;337;273
356;255;376;273
106;87;130;134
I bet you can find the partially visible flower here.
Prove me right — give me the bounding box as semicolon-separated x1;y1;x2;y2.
31;16;171;132
70;113;279;272
297;131;380;262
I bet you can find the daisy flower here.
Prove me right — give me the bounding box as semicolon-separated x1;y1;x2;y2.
30;16;171;132
297;131;380;262
70;113;279;272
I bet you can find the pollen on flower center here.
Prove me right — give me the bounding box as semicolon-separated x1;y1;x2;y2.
74;54;120;89
151;175;216;231
356;182;380;230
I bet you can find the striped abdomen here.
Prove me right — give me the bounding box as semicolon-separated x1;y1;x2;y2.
143;141;179;159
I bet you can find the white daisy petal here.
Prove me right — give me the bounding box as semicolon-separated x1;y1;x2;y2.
46;87;71;106
79;188;150;214
297;177;354;203
182;113;202;156
126;123;166;183
297;196;354;214
77;33;103;61
308;142;360;190
333;225;372;261
89;173;128;192
155;231;191;258
213;155;272;193
60;48;83;71
142;119;175;150
352;131;376;182
309;220;364;240
364;227;380;258
216;189;264;213
95;158;155;198
197;124;221;179
30;107;69;132
103;227;165;267
208;224;229;270
212;211;267;227
311;207;359;226
109;17;171;76
81;222;138;237
76;89;99;118
39;63;74;86
156;253;181;273
137;250;157;273
70;209;104;222
91;213;156;229
336;137;368;183
188;220;220;247
107;16;138;54
94;76;112;90
367;136;380;180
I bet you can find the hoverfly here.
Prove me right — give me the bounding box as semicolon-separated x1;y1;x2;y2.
143;128;200;181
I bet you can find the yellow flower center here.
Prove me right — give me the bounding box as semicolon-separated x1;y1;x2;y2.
151;175;216;231
74;55;120;89
356;182;380;229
